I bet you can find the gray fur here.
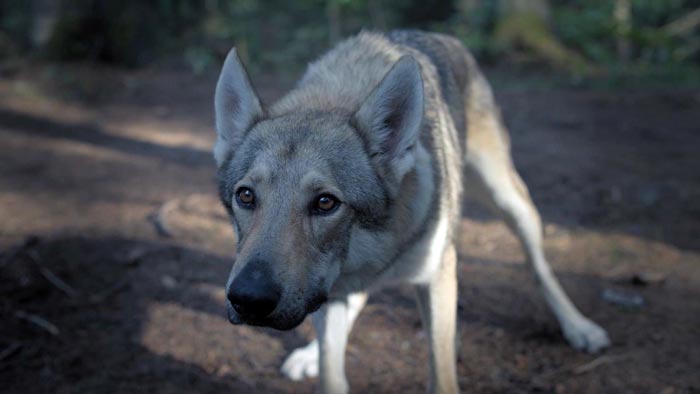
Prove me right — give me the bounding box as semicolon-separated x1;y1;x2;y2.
214;49;265;166
214;30;610;394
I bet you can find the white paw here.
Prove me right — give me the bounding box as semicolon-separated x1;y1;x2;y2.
281;340;319;381
562;317;611;353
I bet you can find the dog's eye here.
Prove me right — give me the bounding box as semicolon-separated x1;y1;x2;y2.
235;187;256;208
313;194;339;215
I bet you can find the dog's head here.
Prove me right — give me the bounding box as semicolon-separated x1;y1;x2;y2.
214;48;424;330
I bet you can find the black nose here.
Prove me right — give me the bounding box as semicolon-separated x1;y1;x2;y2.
227;264;281;320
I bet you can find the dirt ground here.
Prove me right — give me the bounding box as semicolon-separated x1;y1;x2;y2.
0;62;699;394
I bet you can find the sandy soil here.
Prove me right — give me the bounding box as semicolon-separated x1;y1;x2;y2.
0;63;699;393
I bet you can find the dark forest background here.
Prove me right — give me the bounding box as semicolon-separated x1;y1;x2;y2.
2;0;699;83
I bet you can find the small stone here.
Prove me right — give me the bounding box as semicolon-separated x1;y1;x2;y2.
216;364;232;377
161;275;177;289
124;247;148;267
638;184;661;207
602;288;644;308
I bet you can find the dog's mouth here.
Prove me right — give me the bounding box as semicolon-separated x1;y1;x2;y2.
226;292;328;331
226;308;308;331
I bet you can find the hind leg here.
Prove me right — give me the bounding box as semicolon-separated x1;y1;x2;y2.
415;244;459;394
463;113;609;352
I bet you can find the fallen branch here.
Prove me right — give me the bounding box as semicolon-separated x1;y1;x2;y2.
0;236;40;268
85;279;129;305
14;311;60;336
27;250;79;297
533;353;633;385
0;342;22;362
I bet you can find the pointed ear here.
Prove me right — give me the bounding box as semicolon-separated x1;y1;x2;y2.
214;48;264;167
352;55;424;169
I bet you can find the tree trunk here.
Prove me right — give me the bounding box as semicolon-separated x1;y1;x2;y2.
495;0;590;74
368;0;387;31
614;0;631;62
31;0;60;48
326;0;341;46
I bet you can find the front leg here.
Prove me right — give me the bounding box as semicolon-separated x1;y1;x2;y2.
415;244;459;394
312;294;361;394
281;293;367;392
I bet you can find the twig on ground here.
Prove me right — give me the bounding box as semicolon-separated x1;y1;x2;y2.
572;354;631;375
27;250;79;297
85;279;129;305
0;235;40;268
533;353;633;385
14;311;60;336
0;342;22;362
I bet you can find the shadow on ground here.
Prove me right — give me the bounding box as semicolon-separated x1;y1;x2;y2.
0;236;311;393
1;233;699;393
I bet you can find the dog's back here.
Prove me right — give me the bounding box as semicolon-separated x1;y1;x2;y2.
274;30;486;134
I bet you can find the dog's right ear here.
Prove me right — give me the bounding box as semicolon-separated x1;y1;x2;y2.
214;48;264;167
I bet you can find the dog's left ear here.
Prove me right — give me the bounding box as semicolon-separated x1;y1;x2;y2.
214;48;265;167
352;55;424;178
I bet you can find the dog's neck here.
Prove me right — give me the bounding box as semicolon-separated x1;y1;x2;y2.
329;142;436;295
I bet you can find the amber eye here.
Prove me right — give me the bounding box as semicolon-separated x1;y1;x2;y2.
314;194;339;214
235;187;255;208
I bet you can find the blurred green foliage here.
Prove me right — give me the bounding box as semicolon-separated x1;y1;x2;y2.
46;0;205;66
0;0;697;81
0;2;32;57
550;0;696;65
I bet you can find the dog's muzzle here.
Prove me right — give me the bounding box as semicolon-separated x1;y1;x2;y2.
226;262;282;321
224;260;330;330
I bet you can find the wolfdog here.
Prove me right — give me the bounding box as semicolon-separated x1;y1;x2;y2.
214;30;609;393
